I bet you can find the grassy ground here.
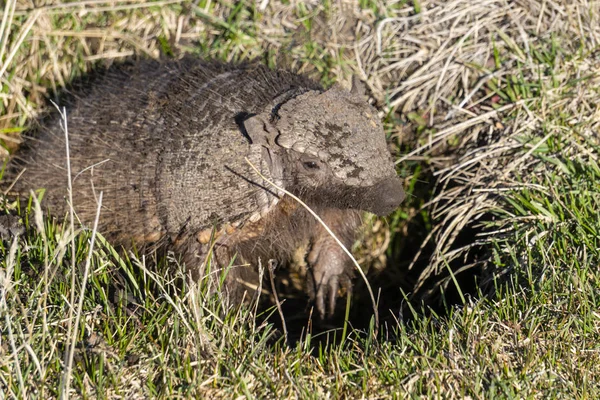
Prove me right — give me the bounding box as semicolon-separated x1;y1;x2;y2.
1;0;600;398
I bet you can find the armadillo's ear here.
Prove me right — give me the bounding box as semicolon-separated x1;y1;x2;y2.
242;114;279;148
351;75;366;97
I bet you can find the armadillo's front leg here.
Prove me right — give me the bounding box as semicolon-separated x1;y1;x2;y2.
175;229;259;309
307;209;361;319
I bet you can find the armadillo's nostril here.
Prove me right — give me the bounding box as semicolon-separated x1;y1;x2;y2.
367;177;405;216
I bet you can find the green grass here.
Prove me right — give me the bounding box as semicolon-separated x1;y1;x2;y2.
2;0;600;398
3;203;598;397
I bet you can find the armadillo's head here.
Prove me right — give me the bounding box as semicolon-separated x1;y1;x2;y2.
242;80;405;216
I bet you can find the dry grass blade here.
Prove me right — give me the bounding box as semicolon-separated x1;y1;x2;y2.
50;101;79;400
0;0;16;65
60;192;103;400
267;259;288;343
1;236;25;397
0;8;40;80
30;191;51;363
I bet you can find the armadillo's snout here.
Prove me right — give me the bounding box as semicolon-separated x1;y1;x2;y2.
367;177;405;216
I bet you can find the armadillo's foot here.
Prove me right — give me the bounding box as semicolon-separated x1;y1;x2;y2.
307;240;353;319
0;214;24;242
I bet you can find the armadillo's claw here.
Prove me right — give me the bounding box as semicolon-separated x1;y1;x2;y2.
308;250;353;319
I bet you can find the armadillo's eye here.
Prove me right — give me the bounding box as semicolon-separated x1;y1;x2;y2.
303;161;320;170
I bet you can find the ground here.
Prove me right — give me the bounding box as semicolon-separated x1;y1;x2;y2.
1;0;600;398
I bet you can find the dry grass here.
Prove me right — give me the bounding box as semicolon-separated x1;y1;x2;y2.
1;0;600;398
393;1;600;300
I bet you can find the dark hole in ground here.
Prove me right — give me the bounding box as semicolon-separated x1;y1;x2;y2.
258;169;500;347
